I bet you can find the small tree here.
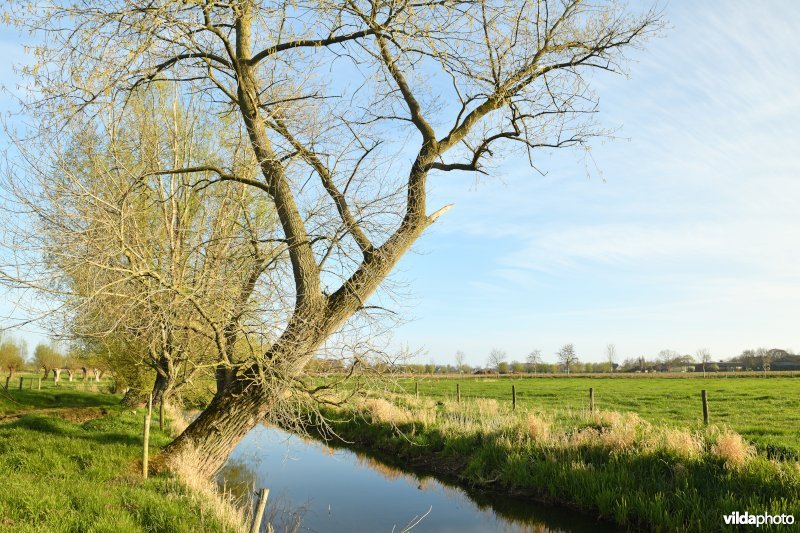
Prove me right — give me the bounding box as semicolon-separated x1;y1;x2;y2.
756;348;772;377
510;361;525;374
606;343;617;372
488;349;507;374
454;351;466;374
34;344;64;381
556;344;579;374
0;338;25;380
527;349;543;375
696;348;711;377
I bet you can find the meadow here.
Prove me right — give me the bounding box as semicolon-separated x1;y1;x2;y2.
0;377;242;532
315;375;800;531
396;375;800;456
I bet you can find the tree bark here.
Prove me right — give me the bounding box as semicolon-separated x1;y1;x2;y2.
67;369;74;382
161;375;272;478
214;365;237;401
53;368;62;383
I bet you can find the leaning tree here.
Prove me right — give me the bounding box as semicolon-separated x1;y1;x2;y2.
4;0;662;476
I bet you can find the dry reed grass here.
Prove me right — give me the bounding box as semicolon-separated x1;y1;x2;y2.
711;432;754;468
526;413;551;442
165;445;248;532
663;429;704;459
362;398;411;424
473;398;499;417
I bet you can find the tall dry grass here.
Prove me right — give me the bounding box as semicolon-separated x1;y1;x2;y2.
348;395;759;471
165;444;249;532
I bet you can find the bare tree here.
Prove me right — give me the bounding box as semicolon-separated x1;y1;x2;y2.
4;0;662;477
454;350;466;374
527;349;543;375
696;348;711;377
556;343;579;374
756;347;772;377
606;343;617;372
658;350;680;372
487;348;507;373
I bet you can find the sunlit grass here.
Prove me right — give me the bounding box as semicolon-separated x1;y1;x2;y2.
396;375;800;454
0;387;241;532
317;392;800;532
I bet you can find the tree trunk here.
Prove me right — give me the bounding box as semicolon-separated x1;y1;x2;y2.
43;367;49;380
150;353;180;407
53;368;62;383
161;376;271;478
67;369;74;382
214;365;237;401
92;369;102;382
82;367;88;382
151;370;173;407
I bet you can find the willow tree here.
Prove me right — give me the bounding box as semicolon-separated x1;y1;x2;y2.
3;87;283;407
5;0;662;476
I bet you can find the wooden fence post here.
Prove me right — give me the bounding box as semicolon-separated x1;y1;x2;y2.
512;385;516;410
456;383;461;403
142;394;153;479
4;376;9;390
159;397;164;432
415;382;419;398
701;390;709;425
29;378;33;390
19;377;23;390
38;377;41;390
250;488;270;533
589;387;595;413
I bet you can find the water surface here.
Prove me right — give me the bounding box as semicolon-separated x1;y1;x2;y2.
220;425;617;532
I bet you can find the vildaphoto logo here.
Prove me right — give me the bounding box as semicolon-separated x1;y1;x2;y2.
723;512;795;527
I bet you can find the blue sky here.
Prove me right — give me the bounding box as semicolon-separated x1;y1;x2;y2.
390;1;800;365
1;2;798;366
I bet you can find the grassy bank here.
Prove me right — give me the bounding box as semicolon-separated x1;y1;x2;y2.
317;394;800;532
0;386;242;532
398;376;800;454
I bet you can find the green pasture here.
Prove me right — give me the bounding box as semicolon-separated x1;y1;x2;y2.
0;385;235;532
398;376;800;454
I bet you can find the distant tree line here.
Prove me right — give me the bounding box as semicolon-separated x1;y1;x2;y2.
0;336;110;385
361;345;800;375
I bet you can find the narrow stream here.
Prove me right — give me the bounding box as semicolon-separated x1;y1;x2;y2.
218;425;617;532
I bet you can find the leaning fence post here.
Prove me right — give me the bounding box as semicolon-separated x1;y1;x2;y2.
415;382;419;398
4;376;9;390
142;394;153;479
512;385;517;410
456;383;461;403
19;377;23;390
250;487;270;533
589;387;595;413
701;389;709;425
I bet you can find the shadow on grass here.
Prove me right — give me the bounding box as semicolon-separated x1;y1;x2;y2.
5;413;145;447
4;389;121;410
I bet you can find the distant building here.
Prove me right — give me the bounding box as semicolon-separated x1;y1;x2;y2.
693;361;742;372
772;359;800;371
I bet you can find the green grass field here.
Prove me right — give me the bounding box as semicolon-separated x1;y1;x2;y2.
398;375;800;455
0;381;238;532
